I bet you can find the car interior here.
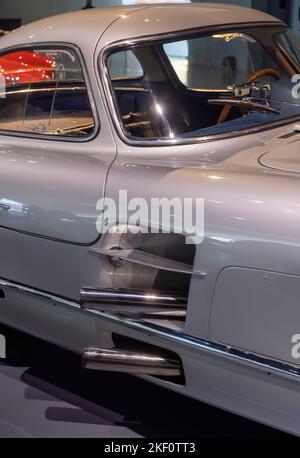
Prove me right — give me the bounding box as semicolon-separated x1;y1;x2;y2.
107;30;291;140
0;80;95;136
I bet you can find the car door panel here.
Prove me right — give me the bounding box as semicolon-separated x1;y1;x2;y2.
0;137;113;244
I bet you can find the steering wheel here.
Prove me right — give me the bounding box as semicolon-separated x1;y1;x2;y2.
217;67;281;124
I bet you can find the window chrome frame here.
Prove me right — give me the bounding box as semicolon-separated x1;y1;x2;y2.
99;22;300;147
0;42;99;143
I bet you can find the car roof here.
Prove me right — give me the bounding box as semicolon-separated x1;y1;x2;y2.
0;3;282;54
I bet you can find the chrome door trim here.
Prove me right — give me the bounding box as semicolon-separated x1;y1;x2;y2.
1;277;300;381
0;278;80;309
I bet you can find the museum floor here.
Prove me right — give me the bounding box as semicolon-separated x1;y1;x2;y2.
0;323;291;438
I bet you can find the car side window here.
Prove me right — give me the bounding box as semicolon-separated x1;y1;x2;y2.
0;47;95;137
163;33;281;90
107;51;143;80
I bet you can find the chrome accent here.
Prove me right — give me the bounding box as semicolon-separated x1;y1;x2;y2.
0;278;80;309
0;85;87;98
89;247;206;277
2;277;300;381
188;87;232;93
80;287;187;318
208;98;280;115
114;87;149;92
277;41;300;74
82;346;182;376
0;203;10;210
98;23;298;148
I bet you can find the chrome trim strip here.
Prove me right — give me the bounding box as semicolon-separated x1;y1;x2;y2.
0;85;87;98
208;98;281;115
0;278;80;309
1;277;300;381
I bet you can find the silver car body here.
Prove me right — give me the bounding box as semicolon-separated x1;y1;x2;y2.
0;3;300;435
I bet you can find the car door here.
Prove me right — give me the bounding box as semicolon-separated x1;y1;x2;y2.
0;45;115;245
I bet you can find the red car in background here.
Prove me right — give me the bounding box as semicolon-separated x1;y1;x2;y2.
0;50;56;85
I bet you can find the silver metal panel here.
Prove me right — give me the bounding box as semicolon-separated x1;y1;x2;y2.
211;267;300;365
0;5;280;54
99;4;280;47
0;137;115;244
260;140;300;173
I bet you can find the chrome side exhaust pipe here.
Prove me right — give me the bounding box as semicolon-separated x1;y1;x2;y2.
82;346;182;376
80;287;187;318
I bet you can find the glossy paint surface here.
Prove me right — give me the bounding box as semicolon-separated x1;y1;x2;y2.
0;137;114;244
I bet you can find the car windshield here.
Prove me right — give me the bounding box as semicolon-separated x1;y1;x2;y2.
106;26;300;140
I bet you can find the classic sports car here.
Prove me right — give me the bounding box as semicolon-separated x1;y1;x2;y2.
1;2;300;435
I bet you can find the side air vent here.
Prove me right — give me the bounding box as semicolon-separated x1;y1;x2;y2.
87;228;201;329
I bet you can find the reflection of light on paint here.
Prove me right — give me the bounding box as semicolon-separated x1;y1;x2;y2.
60;218;76;223
284;209;297;215
208;174;225;181
0;198;25;214
232;216;247;221
211;236;234;243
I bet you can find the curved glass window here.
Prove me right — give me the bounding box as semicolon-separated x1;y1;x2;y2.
108;50;143;80
277;29;300;67
106;27;300;141
0;47;95;137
